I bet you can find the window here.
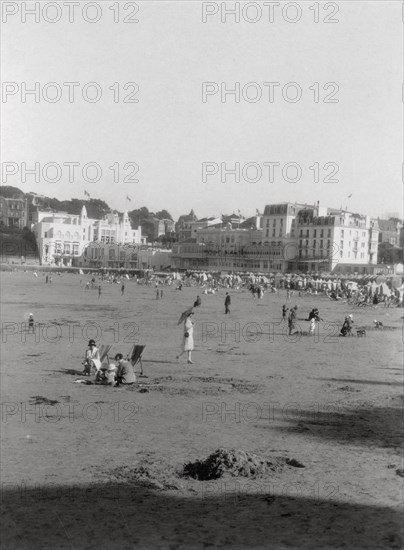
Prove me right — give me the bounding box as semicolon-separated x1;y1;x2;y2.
313;229;317;238
73;243;79;256
313;240;316;248
327;229;331;237
320;229;324;238
341;230;344;238
320;240;323;248
272;229;276;237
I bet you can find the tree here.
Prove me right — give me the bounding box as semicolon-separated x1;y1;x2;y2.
378;242;403;264
155;209;173;220
0;185;24;198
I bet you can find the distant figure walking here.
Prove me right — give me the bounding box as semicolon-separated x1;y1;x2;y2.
193;296;202;308
121;283;125;295
28;313;35;333
98;285;102;298
288;306;298;335
224;292;231;314
156;288;159;299
176;312;195;364
282;305;288;321
160;289;163;299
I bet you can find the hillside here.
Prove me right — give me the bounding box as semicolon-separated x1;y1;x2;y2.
0;187;173;229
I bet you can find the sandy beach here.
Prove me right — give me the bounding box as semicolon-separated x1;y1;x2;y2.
1;271;403;549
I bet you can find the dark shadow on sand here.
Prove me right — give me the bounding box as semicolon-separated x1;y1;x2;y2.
267;406;403;449
1;482;402;549
313;377;403;387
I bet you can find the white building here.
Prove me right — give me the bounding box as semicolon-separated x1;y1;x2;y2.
293;208;379;272
172;203;380;274
32;205;143;266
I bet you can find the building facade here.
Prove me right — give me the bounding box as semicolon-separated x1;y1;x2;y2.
172;203;380;274
292;209;378;272
75;242;171;271
32;206;143;266
376;218;402;246
0;197;29;229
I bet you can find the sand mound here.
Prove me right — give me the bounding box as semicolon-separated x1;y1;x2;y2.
182;448;304;481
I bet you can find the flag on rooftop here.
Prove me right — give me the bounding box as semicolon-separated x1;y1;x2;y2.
84;190;90;197
126;195;132;202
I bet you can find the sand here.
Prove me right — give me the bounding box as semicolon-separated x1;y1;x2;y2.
1;271;403;549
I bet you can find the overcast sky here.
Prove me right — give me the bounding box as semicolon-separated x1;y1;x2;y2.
2;1;402;219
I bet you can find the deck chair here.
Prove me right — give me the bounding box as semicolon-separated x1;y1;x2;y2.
99;344;112;368
127;344;146;376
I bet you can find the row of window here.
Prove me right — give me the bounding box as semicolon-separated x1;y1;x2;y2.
50;242;80;255
265;218;284;228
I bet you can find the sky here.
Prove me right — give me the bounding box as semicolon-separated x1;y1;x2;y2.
1;1;403;220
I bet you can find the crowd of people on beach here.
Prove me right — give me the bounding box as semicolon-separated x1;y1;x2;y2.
20;267;401;380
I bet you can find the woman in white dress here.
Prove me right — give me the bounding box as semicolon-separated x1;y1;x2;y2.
177;312;195;364
82;339;101;375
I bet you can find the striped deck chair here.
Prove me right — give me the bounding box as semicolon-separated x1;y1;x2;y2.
127;344;146;376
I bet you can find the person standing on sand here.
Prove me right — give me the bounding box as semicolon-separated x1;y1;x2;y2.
282;305;288;322
288;305;298;335
176;311;195;364
224;292;231;314
28;313;35;333
98;285;102;299
121;283;125;295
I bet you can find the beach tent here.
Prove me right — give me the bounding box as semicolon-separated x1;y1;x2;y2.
378;283;391;296
346;281;358;290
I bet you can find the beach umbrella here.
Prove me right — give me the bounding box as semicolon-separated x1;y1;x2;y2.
177;307;194;325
